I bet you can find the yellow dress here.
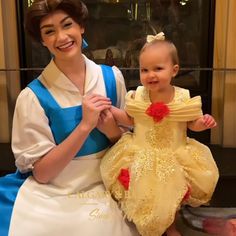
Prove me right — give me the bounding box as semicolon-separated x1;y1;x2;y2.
100;86;219;236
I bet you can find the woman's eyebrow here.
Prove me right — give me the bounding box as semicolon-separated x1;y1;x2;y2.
40;16;71;29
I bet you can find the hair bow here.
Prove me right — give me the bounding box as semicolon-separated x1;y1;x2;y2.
146;32;165;43
44;0;49;10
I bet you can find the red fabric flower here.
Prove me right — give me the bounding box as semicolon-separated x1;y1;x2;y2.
146;102;170;122
117;168;130;190
202;218;226;235
182;186;191;202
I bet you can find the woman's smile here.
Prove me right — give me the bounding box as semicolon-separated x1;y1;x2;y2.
57;41;75;51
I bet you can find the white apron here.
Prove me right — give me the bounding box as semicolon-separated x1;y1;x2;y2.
9;153;139;236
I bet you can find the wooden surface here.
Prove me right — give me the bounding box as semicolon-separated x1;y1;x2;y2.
212;0;236;147
0;1;10;142
0;0;21;143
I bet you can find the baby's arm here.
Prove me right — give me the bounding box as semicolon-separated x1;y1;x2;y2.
187;114;217;132
111;106;134;127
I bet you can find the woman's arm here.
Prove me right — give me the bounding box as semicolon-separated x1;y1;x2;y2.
32;94;111;183
187;114;217;132
96;66;133;142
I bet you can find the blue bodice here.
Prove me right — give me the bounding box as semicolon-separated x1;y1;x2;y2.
27;65;117;157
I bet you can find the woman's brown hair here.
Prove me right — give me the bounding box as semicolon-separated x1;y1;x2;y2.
25;0;88;42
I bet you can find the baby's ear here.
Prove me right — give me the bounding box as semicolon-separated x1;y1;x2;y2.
131;91;136;99
173;64;179;77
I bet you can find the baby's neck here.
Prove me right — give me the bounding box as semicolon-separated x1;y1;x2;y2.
149;86;174;104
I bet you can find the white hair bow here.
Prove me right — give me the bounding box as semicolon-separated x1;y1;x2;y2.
146;32;165;43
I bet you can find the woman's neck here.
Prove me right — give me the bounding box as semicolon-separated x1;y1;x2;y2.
54;55;86;94
55;54;85;76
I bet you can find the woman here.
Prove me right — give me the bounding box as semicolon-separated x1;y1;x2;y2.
0;0;138;235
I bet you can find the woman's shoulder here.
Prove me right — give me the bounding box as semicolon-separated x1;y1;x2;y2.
84;55;124;83
15;84;42;113
17;85;38;101
111;65;123;79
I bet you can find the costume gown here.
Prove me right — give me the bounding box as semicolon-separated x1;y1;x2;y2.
0;57;139;236
100;86;219;236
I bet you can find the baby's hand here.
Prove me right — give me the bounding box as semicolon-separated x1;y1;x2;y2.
97;109;117;134
188;114;217;131
202;114;217;129
97;109;122;142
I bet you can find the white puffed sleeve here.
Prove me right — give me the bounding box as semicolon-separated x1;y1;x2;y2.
12;87;56;173
112;66;127;109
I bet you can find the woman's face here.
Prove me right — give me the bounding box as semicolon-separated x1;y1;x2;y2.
40;10;84;61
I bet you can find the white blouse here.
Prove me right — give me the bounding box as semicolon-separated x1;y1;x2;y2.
12;56;127;173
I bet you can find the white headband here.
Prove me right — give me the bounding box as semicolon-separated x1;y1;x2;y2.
146;32;165;43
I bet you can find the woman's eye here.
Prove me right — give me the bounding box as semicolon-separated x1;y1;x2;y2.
64;22;72;28
44;29;54;35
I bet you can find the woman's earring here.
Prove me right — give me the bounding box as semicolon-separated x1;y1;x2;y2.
82;39;88;49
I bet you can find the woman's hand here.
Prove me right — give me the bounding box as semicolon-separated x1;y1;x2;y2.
97;109;122;143
81;94;112;130
32;94;111;183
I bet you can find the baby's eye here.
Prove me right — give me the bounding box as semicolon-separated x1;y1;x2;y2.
140;68;148;73
155;67;163;71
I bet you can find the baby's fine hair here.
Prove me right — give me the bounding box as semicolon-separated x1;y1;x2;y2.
140;39;179;65
25;0;88;42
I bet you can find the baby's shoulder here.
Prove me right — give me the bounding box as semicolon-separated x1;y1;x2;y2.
126;86;145;101
174;86;190;102
133;86;149;102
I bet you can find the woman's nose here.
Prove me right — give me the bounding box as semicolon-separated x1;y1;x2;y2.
56;30;67;42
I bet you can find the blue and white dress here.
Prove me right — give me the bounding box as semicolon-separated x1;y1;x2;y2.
0;57;139;236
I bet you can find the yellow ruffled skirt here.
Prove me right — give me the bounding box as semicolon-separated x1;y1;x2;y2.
100;132;219;236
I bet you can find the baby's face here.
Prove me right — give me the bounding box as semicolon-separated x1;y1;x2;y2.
139;44;178;93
